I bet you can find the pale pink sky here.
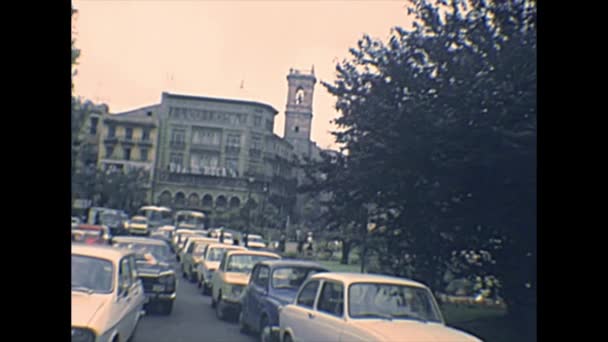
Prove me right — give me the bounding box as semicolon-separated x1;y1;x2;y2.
73;0;413;149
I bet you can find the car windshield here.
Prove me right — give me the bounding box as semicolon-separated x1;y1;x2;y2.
132;218;147;224
226;254;279;273
100;213;121;225
248;236;264;244
114;242;170;262
72;255;114;293
348;283;443;323
272;267;324;289
207;247;229;261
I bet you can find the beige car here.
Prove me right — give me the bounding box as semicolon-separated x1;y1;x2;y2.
181;237;219;282
196;243;246;295
279;273;483;342
211;250;281;321
72;243;146;342
128;216;149;236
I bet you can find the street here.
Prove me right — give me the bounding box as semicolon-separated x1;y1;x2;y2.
137;272;257;342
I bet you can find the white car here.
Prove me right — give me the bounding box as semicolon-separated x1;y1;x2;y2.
245;234;267;249
279;273;483;342
196;243;246;295
72;244;146;342
128;216;149;236
211;250;281;320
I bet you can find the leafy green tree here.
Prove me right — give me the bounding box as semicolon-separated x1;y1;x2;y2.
320;0;535;334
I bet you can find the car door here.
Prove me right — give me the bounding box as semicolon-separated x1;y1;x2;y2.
212;253;228;302
282;280;321;342
250;264;270;331
116;257;135;340
128;255;145;322
242;264;259;327
308;280;347;342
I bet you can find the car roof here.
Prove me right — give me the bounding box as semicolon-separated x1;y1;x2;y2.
111;236;166;246
259;259;327;269
308;272;429;289
131;216;147;220
76;224;105;230
140;206;171;211
206;243;246;250
72;243;133;261
176;210;205;217
226;250;281;258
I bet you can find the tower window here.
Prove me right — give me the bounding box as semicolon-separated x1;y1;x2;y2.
295;88;305;105
294;126;300;133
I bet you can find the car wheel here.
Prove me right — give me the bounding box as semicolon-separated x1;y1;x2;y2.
160;300;173;315
189;269;196;283
211;293;217;308
239;311;251;334
215;294;225;320
283;333;293;342
259;315;270;342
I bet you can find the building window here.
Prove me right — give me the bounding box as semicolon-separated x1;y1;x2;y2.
251;135;263;151
124;147;131;161
169;152;183;170
171;128;186;145
192;128;221;146
295;88;305;105
254;116;262;127
108;125;116;138
125;127;133;140
140;148;148;161
294;126;299;133
89;117;98;135
142;129;150;141
105;145;114;158
226;158;239;174
227;133;241;148
265;119;273;132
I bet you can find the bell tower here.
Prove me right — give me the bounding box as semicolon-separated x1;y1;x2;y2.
284;67;316;159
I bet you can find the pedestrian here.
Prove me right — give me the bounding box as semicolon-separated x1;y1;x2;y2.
219;230;224;243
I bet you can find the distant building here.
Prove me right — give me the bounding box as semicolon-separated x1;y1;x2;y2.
92;67;329;229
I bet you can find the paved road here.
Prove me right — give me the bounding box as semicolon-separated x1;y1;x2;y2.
136;269;258;342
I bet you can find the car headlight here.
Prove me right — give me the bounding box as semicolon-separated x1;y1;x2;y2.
71;327;95;342
160;273;176;292
223;284;244;301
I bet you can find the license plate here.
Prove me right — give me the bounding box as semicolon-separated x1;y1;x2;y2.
153;284;165;292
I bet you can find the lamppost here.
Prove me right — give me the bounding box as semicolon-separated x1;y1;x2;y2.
259;183;269;240
244;177;254;247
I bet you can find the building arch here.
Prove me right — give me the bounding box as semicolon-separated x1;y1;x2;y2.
216;195;227;209
202;194;213;208
158;190;172;207
175;192;186;207
188;193;200;208
229;197;241;209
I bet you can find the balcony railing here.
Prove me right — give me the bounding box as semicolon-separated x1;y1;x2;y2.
170;140;186;150
190;142;221;152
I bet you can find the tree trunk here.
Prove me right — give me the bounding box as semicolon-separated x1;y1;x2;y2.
341;240;351;265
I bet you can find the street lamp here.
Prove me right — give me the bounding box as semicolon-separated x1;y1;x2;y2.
244;177;254;247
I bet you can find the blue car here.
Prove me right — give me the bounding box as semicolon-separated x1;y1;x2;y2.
239;260;329;340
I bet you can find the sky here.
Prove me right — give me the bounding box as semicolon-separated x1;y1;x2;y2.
72;0;414;150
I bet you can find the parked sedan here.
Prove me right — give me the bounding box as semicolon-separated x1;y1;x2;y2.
128;216;150;236
239;260;328;340
197;243;247;295
211;250;281;321
279;273;483;342
72;244;145;342
181;237;219;282
112;236;177;315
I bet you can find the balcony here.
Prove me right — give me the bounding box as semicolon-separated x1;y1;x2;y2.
225;146;241;155
191;142;221;152
120;137;136;146
138;139;153;147
170;140;186;150
104;136;118;144
249;149;262;159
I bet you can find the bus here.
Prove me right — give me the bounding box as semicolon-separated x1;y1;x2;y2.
174;210;207;230
136;206;173;229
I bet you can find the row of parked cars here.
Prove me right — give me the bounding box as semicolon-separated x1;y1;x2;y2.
72;220;483;342
165;227;484;342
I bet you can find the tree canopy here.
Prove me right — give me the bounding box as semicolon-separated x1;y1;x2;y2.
305;0;536;334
